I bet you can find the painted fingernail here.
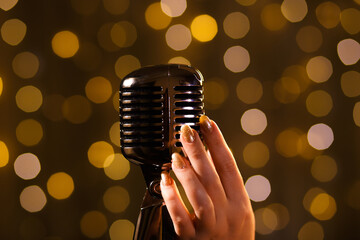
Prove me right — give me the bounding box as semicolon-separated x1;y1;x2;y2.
161;171;173;186
181;124;195;143
200;115;212;133
172;153;186;169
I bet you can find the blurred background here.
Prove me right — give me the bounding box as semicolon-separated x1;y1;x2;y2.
0;0;360;239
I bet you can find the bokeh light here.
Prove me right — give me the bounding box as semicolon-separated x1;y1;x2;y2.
273;77;301;104
145;2;171;30
1;18;26;46
306;56;333;83
103;186;130;213
245;175;271;202
109;122;120;147
282;65;311;93
109;219;135;240
203;78;228;110
103;153;130;180
310;192;337;220
224;46;250;73
243;141;269;168
241;109;267;136
0;141;9;167
340;8;360;35
261;3;287;31
0;0;18;11
20;185;47;212
161;0;187;17
353;102;360;127
337;38;360;65
88;141;114;168
111;21;137;48
267;203;290;230
236;77;263;104
103;0;129;15
297;134;322;160
42;94;65;122
168;56;190;65
298;221;324;240
316;2;340;29
303;187;325;212
14;153;41;180
114;55;141;79
296;26;323;53
165;24;192;51
15;85;43;112
275;128;302;158
97;23;120;52
254;207;276;235
12;51;39;79
281;0;308;23
16;119;43;146
311;155;337;182
190;14;218;42
62;95;92;124
85;76;113;104
51;31;80;58
341;71;360;97
307;123;334;150
47;172;75;200
223;12;250;39
306;90;333;117
80;211;108;238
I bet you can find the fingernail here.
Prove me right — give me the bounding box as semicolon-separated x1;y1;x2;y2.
172;153;186;169
161;171;172;186
181;124;195;143
200;115;212;133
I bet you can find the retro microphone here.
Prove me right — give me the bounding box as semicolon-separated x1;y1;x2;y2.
119;64;204;240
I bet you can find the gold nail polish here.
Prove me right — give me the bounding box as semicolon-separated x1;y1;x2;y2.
161;171;172;186
200;115;212;133
181;124;195;143
172;153;186;169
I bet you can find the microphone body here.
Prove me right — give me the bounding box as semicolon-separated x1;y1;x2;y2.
119;64;204;240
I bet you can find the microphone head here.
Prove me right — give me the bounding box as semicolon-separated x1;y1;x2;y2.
119;64;204;167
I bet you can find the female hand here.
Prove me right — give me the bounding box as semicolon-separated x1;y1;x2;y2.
160;115;255;240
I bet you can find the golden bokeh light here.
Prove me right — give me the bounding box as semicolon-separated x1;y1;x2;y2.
165;24;192;51
20;185;47;213
42;94;65;122
223;12;250;39
114;55;141;79
267;203;290;230
282;65;311;93
254;208;274;235
273;77;301;104
62;95;92;124
103;0;129;15
340;8;360;35
0;141;9;167
73;41;102;72
47;172;75;200
337;38;360;65
16;119;43;146
111;21;137;48
109;122;120;147
109;219;135;240
168;56;190;66
307;123;334;150
296;26;323;53
145;2;172;30
236;0;256;7
310;192;337;220
275;128;302;158
51;30;80;58
203;78;228;110
70;0;99;16
0;0;17;10
297;134;321;160
245;175;271;202
88;141;114;168
306;56;333;83
104;153;130;180
262;208;277;232
97;23;120;52
103;186;130;213
243;141;269;168
12;51;39;79
236;77;263;104
80;211;108;238
1;18;26;46
353;102;360;127
341;71;360;97
281;0;308;23
306;90;333;117
303;187;325;212
223;46;250;73
85;76;113;104
316;2;340;29
241;108;267;136
346;180;360;210
311;155;337;182
298;221;324;240
161;0;187;17
190;14;218;42
261;3;287;31
15;85;43;113
14;153;41;180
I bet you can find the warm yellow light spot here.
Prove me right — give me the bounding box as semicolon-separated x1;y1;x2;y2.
236;77;263;104
168;56;190;66
88;141;114;168
20;185;47;212
42;94;65;122
190;14;218;42
109;122;120;147
80;211;108;238
109;219;135;240
104;153;130;180
245;175;271;202
236;0;256;6
85;76;112;104
12;51;39;79
282;65;311;92
166;24;192;51
0;141;9;167
241;109;267;136
14;153;41;180
254;208;274;235
310;193;337;220
62;95;92;124
103;186;130;213
97;23;119;52
296;26;323;53
303;187;325;212
311;155;337;182
113;92;119;112
353;102;360;127
306;90;333;117
346;180;360;210
267;203;290;230
70;0;99;16
306;56;333;83
1;18;26;46
16;119;43;146
223;12;250;39
243;141;269;168
204;78;228;110
16;85;43;113
275;128;302;158
307;123;334;150
273;77;300;104
161;0;187;17
337;38;360;65
145;3;172;30
316;2;340;29
0;0;18;11
281;0;308;23
298;221;324;240
340;8;360;35
223;46;250;73
114;55;140;79
261;3;287;31
341;71;360;97
73;41;102;72
47;172;74;200
111;21;137;48
103;0;129;15
52;31;79;58
297;134;321;160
